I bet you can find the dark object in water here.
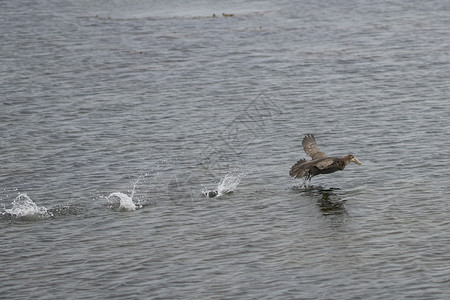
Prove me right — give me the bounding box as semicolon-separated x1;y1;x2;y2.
203;190;218;198
222;13;234;17
289;134;361;180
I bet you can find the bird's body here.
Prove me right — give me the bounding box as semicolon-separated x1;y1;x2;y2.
290;134;361;180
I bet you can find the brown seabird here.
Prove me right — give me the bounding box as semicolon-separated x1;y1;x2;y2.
290;134;361;180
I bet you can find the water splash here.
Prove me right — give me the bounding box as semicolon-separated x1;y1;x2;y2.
203;171;248;198
217;172;245;196
2;193;53;220
106;174;148;211
293;177;313;190
107;192;139;211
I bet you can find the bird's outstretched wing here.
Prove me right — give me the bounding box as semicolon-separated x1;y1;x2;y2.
302;134;328;160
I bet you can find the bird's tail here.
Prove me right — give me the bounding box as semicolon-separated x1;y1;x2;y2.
289;159;309;178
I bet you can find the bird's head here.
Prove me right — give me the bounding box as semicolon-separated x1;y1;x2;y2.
345;154;362;165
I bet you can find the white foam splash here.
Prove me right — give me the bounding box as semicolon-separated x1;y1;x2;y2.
3;193;53;219
106;174;150;211
203;171;248;198
107;192;139;211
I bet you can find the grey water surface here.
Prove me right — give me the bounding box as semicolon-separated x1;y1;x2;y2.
1;0;449;299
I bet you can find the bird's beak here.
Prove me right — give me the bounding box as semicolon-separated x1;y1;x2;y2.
351;157;362;165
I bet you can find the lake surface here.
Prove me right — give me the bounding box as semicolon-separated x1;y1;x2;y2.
1;0;449;299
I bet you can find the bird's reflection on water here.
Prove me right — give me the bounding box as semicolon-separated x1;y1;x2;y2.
316;188;346;215
294;184;348;226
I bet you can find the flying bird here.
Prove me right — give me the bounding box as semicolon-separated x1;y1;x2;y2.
289;134;361;181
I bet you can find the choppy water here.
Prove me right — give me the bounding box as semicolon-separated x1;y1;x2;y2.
1;0;449;299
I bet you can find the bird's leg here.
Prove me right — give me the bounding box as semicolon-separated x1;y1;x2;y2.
302;173;312;188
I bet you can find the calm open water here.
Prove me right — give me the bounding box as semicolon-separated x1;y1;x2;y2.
1;0;449;299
